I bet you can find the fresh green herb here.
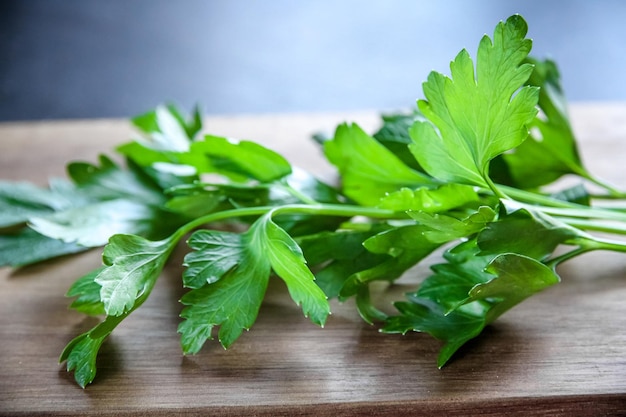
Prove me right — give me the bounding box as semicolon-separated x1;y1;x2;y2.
2;14;626;387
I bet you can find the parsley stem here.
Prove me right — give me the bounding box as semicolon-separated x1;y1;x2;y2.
499;186;626;223
279;180;320;205
485;175;509;200
527;205;626;223
547;235;626;268
498;185;584;209
586;236;626;253
170;203;402;243
555;218;626;235
580;172;626;198
272;203;400;219
546;246;590;268
171;206;274;241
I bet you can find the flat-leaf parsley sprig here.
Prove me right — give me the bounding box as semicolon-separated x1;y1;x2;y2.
1;15;626;387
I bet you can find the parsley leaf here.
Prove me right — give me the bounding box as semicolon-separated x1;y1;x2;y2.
409;14;539;188
502;58;586;189
185;136;292;182
384;240;560;366
377;183;479;213
59;316;120;388
0;180;75;228
131;104;200;152
179;211;329;353
384;297;486;368
29;199;171;247
60;234;176;386
0;228;87;267
26;157;185;247
477;206;584;260
460;253;560;324
95;234;176;316
298;226;389;299
324;123;434;206
65;267;106;316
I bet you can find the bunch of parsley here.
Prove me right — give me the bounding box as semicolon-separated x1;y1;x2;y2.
2;15;626;388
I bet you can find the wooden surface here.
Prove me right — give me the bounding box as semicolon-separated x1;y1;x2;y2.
1;106;626;416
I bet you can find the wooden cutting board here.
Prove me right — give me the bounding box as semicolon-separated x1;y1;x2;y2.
1;106;626;416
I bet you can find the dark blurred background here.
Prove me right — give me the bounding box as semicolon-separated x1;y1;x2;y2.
1;0;625;121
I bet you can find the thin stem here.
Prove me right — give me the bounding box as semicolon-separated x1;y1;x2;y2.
484;174;509;200
280;180;319;205
580;171;626;198
170;203;402;242
547;235;626;268
499;185;586;209
498;188;626;224
170;206;275;241
584;235;626;253
526;204;626;223
546;246;590;268
556;217;626;235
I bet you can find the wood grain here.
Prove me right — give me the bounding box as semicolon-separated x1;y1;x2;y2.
1;106;626;415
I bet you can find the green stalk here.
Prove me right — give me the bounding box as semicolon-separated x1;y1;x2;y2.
170;203;402;243
580;171;626;199
497;185;626;223
582;235;626;253
546;235;626;268
555;217;626;235
499;185;588;209
485;174;510;200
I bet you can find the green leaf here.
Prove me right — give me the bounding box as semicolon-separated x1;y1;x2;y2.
185;135;292;182
60;329;108;388
382;240;492;366
408;206;496;244
179;212;329;353
24;154;185;247
298;226;389;298
377;183;479;212
340;224;441;297
28;199;177;247
179;227;271;352
168;104;203;140
67;156;165;205
355;284;389;323
0;181;67;227
477;206;583;260
384;241;560;367
261;216;330;325
503;58;586;188
549;184;591;206
183;230;248;289
178;264;269;353
373;112;419;146
165;182;270;218
131;104;196;152
383;297;486;368
166;168;346;236
0;227;87;267
59;309;130;387
460;253;560;324
324;123;434;206
415;239;494;311
373;111;424;170
95;234;175;316
409;15;539;187
116;141;182;168
382;240;493;366
66;267;106;315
